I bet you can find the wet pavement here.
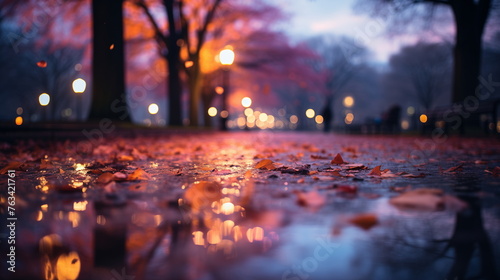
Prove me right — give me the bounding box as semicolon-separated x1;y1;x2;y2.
1;131;499;280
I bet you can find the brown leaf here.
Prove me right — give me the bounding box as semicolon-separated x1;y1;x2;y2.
0;161;23;174
485;166;500;176
368;165;382;176
117;155;134;162
348;214;378;230
331;153;346;164
96;172;115;184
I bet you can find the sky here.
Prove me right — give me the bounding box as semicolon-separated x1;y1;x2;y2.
268;0;446;63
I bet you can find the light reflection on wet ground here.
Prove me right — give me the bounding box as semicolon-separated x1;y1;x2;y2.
1;132;499;280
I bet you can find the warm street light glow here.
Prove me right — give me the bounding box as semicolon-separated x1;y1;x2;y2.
220;110;229;118
219;48;235;66
15;116;23;125
39;93;50;106
419;114;428;123
290;115;298;124
345;113;354;124
343;96;354;108
315;115;324;124
72;78;86;94
241;97;252;108
305;109;315;118
148;103;159;115
259;112;268;122
401;120;410;130
208;107;218;117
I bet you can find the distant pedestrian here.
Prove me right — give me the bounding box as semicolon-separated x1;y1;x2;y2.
321;98;333;133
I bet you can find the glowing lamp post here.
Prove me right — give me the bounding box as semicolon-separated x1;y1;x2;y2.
148;103;159;125
72;78;86;120
219;47;235;131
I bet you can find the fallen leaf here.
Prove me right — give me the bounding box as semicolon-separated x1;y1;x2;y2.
389;188;466;211
113;172;128;181
295;190;326;209
334;185;358;194
311;155;329;160
0;161;23;174
184;181;222;212
368;165;382;176
343;164;367;170
348;213;378;230
443;163;464;173
255;159;277;170
96;172;115;184
117;155;134;162
40;159;55;169
485;166;500;176
331;153;346;164
127;168;151;180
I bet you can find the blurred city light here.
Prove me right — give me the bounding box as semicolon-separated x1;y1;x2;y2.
419;114;428;123
220;110;229;118
244;108;254;117
15;116;23;125
290;115;298;124
39;93;50;106
16;107;23;115
72;78;86;94
259;112;268;122
407;106;415;115
401;120;410;130
343;96;354;108
208;107;218;117
219;48;235;66
345;113;354;124
148;103;159;115
315;115;324;124
241;97;252;108
305;109;315;118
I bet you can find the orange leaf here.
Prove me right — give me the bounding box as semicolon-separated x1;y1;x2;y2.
348;214;378;230
368;165;382;176
443;163;464;173
331;153;345;164
255;159;276;170
127;167;151;180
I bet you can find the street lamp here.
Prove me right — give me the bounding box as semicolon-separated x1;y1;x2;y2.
72;78;86;120
218;47;235;131
148;103;159;125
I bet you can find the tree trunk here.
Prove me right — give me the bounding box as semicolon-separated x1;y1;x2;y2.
89;0;130;122
165;0;183;126
450;0;491;104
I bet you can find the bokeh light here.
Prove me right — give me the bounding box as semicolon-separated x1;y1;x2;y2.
220;110;229;118
72;78;86;93
16;107;23;115
401;120;409;130
208;107;218;117
407;106;415;115
241;97;252;108
148;103;159;115
419;114;428;123
305;109;315;118
315;115;324;124
343;96;354;108
259;112;268;122
345;113;354;124
244;108;253;117
219;48;235;65
215;86;224;95
39;93;50;106
290;115;298;124
15;116;23;125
